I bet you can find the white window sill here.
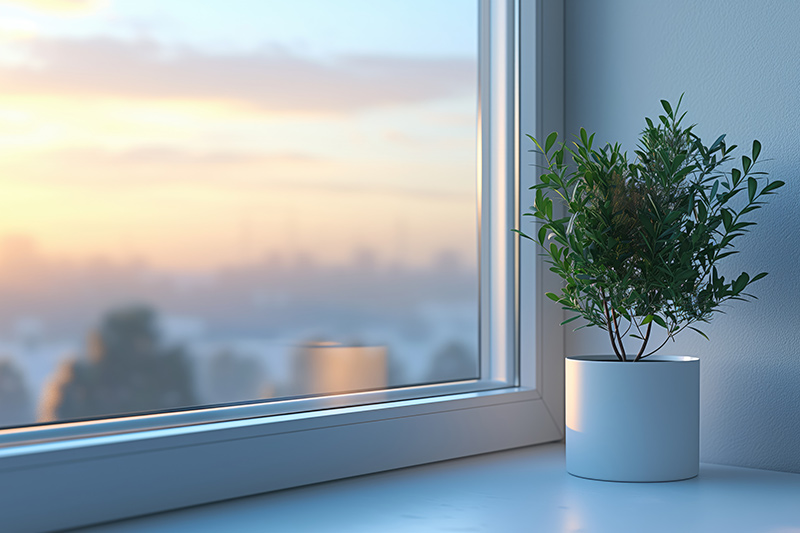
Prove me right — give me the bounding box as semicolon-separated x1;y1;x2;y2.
79;442;800;533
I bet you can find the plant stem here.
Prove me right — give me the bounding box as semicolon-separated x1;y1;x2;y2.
601;290;623;361
632;316;644;338
620;317;633;338
611;307;627;361
634;321;652;361
639;322;691;359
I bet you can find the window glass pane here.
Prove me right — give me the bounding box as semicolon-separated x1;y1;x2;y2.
0;0;478;427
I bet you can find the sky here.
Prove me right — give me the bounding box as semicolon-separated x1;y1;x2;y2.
0;0;479;273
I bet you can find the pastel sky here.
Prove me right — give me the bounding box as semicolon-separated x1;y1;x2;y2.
0;0;478;272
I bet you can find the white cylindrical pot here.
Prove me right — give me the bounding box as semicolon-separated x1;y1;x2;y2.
566;355;700;482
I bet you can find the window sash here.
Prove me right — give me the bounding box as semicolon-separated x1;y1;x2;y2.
0;1;567;530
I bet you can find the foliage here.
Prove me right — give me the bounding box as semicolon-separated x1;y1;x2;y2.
516;96;784;361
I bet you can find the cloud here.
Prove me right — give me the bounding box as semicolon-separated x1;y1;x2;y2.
383;130;424;148
98;146;325;166
1;0;104;14
0;145;471;201
0;36;476;114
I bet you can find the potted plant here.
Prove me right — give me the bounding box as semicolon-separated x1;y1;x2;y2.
517;96;784;482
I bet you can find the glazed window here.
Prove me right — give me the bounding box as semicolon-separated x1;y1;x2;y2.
0;2;566;530
0;0;479;429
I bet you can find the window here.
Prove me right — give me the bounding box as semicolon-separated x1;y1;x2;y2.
0;1;565;530
0;0;478;428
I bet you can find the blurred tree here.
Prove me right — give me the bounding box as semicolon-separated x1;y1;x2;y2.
0;358;34;427
39;305;196;422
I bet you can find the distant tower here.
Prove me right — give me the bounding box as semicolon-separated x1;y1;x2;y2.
0;359;35;427
291;342;387;397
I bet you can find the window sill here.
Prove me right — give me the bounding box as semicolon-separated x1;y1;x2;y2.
82;442;800;533
0;386;563;532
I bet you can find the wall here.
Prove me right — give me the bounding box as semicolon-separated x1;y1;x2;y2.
562;0;800;473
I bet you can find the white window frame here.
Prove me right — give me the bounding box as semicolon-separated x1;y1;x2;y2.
0;1;565;530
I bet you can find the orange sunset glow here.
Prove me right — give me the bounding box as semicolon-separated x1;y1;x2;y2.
0;0;477;272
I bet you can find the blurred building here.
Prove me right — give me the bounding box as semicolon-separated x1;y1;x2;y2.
0;358;35;427
291;342;387;397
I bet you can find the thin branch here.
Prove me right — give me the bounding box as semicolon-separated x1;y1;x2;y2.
601;289;623;361
611;307;627;361
632;316;644;338
638;322;692;359
634;321;653;362
637;335;671;360
619;316;633;338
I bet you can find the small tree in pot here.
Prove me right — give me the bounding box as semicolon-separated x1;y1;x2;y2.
517;96;784;482
518;96;784;361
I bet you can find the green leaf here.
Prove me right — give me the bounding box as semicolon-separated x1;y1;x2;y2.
715;250;739;260
742;156;752;175
511;229;532;241
641;314;655;325
762;180;785;194
580;127;588;147
748;177;757;203
740;204;762;215
550;242;560;260
709;134;726;152
652;315;668;329
731;221;756;232
545;292;561;302
689;327;710;341
660;99;673;117
751;272;768;283
721;209;733;231
545;132;558;154
752;139;762;161
732;272;750;294
537;225;547;245
697;202;707;223
560;315;582;326
710;180;719;200
664;210;682;225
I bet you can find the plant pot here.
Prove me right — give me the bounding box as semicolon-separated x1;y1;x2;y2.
565;355;699;482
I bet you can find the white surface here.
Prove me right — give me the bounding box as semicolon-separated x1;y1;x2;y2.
81;442;800;533
566;356;699;482
563;0;800;473
1;388;562;533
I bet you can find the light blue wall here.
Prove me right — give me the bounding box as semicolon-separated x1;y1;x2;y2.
562;0;800;473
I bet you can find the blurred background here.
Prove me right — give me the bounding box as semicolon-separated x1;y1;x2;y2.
0;0;479;427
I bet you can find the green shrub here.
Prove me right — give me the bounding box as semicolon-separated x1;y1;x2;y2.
517;96;784;361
